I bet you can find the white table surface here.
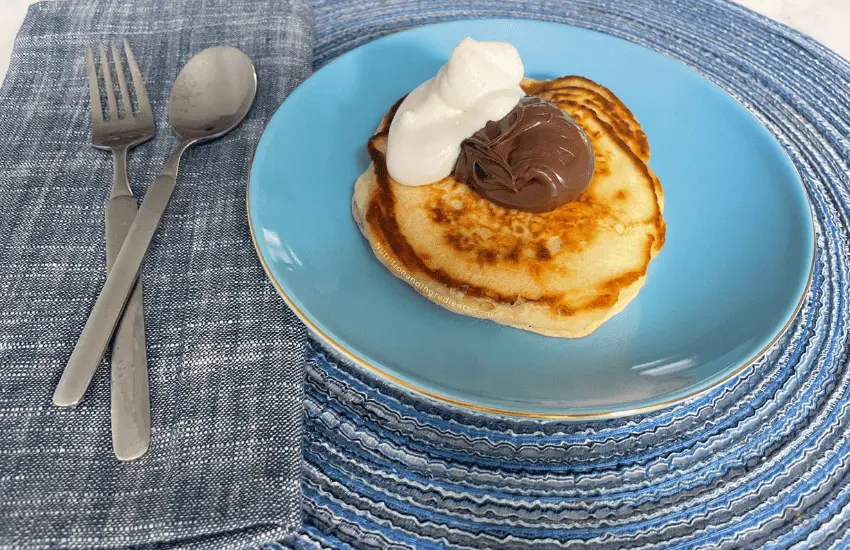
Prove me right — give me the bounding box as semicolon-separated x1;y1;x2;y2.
1;0;848;84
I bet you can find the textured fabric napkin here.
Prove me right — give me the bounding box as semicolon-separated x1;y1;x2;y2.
0;0;312;548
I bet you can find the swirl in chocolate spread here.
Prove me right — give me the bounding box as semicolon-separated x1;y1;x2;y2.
453;96;594;213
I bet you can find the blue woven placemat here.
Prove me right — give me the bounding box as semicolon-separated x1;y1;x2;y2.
279;1;850;548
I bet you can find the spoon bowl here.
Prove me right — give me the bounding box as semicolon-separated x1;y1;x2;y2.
168;46;257;142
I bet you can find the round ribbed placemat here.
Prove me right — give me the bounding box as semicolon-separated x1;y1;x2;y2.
281;0;850;548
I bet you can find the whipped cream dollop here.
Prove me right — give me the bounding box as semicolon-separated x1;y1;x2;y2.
386;38;525;186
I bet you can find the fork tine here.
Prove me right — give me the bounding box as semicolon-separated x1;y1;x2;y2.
86;46;103;125
123;40;151;119
111;41;132;118
98;43;118;120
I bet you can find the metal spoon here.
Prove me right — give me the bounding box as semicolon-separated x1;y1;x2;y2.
53;46;257;409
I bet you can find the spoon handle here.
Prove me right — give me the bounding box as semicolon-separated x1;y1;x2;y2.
53;172;178;407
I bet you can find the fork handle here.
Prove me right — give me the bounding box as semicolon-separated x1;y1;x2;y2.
106;195;151;460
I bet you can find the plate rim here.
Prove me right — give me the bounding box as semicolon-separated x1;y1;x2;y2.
247;17;816;420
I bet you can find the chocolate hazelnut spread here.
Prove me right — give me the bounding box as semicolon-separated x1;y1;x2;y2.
453;96;594;212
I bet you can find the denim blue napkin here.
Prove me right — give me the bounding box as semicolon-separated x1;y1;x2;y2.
0;0;312;548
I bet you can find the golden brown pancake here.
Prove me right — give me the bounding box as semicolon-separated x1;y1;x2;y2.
352;76;665;337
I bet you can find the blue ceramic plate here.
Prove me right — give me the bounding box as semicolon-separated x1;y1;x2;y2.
248;19;814;418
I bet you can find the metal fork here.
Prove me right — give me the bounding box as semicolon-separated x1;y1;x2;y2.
54;40;155;461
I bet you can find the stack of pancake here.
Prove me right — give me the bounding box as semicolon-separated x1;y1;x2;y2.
353;76;665;337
